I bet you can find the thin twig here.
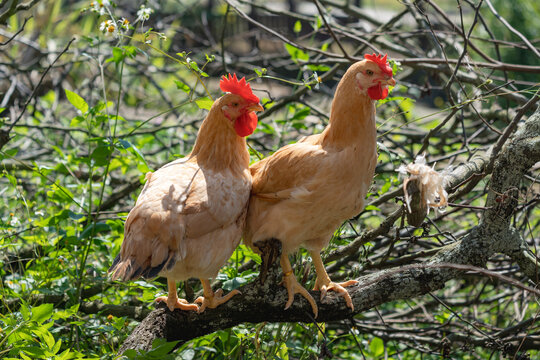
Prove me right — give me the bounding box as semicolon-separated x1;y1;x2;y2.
0;16;30;46
312;0;353;61
484;0;540;59
7;38;75;133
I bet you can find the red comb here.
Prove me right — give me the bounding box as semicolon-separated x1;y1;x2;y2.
220;73;259;104
364;53;393;77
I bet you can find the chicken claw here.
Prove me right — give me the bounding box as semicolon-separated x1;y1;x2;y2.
279;253;318;317
155;295;199;312
196;279;241;313
155;279;199;312
311;251;357;311
313;278;358;310
280;270;319;318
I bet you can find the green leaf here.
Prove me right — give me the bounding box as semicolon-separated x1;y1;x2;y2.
315;15;322;30
278;342;289;360
364;205;381;211
189;61;201;72
56;349;73;360
369;337;384;357
52;338;62;353
112;316;125;331
143;338;179;358
47;183;74;204
380;180;392;194
65;89;88;113
31;303;53;324
321;42;329;52
117;139;150;173
284;43;309;64
20;349;44;360
290;106;310;121
307;64;330;72
174;80;191;94
222;277;247;291
90;144;113;166
285;44;309;63
254;68;267;77
110;47;124;64
69;115;85;127
79;222;111;240
33;327;55;349
293;20;302;33
195;97;213;110
53;304;79;320
20;303;30;321
123;45;138;59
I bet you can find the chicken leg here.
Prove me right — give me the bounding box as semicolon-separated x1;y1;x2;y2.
155;279;200;312
311;251;358;310
194;278;241;313
279;253;318;318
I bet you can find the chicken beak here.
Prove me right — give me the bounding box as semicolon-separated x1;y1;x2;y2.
247;103;264;112
385;77;396;87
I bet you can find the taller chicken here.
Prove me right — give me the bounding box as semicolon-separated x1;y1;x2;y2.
110;74;263;312
244;54;396;317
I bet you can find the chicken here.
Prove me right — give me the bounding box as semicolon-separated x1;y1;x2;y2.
243;54;396;317
109;74;263;312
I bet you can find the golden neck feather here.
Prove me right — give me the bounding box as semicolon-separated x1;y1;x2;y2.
322;72;376;148
189;106;250;173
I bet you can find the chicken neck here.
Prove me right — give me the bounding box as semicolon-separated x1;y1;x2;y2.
190;111;250;174
321;77;376;149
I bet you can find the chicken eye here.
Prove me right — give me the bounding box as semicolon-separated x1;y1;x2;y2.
366;70;374;76
232;102;239;107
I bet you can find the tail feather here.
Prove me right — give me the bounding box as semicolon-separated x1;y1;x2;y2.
109;254;121;273
108;252;177;281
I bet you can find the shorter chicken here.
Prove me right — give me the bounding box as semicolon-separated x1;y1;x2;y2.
109;74;263;312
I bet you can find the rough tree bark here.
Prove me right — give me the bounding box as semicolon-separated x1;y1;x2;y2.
118;106;540;355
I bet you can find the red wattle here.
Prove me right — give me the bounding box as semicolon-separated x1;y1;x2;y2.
367;83;389;100
235;111;258;137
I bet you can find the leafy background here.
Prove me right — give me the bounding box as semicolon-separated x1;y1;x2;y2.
1;0;539;359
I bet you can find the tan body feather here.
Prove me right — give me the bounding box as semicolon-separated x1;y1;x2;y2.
111;94;252;284
243;58;394;316
244;63;378;254
119;159;250;281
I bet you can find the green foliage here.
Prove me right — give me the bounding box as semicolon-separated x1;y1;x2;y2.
1;1;538;360
122;339;179;359
284;43;309;64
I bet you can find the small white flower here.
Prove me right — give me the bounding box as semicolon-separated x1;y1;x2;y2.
90;0;109;15
99;19;118;37
136;5;154;23
10;216;20;226
119;17;130;30
99;19;112;31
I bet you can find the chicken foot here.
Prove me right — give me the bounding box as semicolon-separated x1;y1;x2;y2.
155;279;200;312
279;253;319;318
311;251;357;310
194;278;241;313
